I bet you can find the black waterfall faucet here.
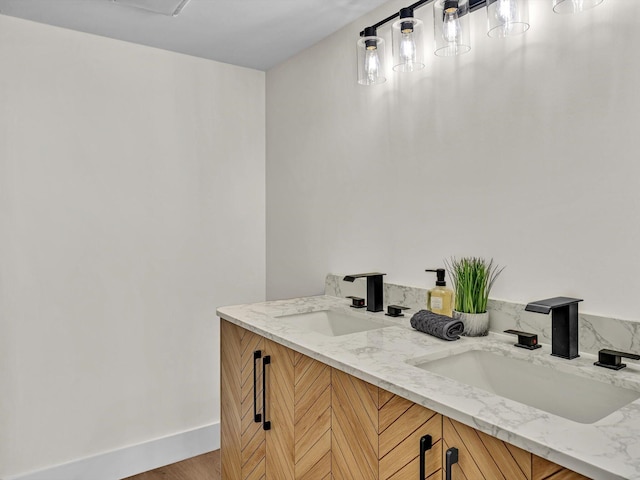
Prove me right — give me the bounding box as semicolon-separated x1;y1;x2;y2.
343;273;386;313
524;297;583;360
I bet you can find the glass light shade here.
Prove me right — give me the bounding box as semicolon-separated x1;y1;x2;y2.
553;0;603;13
487;0;530;38
392;17;425;72
357;36;387;85
433;0;471;57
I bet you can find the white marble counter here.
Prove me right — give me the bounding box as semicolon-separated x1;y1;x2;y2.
217;294;640;480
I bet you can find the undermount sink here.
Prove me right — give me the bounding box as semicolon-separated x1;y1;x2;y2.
275;309;393;337
410;349;640;424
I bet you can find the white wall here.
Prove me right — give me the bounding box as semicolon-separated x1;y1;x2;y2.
266;0;640;321
0;15;265;477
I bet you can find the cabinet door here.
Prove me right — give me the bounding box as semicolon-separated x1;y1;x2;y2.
221;320;267;480
442;417;531;480
223;325;331;480
378;391;442;480
221;320;244;480
263;339;295;480
293;351;332;480
263;339;332;480
532;455;591;480
241;329;265;480
332;368;380;480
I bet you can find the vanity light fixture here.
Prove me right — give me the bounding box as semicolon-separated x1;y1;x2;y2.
358;0;602;85
358;0;527;84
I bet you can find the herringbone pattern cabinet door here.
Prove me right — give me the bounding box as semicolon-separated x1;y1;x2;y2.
264;339;296;480
332;368;379;480
241;330;265;480
221;320;243;480
378;391;442;480
294;352;331;480
443;417;531;480
222;323;334;480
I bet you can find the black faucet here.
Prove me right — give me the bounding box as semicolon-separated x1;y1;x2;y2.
524;297;583;359
343;273;386;313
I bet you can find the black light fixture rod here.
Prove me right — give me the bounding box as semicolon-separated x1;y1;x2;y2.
360;0;431;35
360;0;487;36
469;0;488;12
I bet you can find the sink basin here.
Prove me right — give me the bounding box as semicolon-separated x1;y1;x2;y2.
411;349;640;424
275;309;393;337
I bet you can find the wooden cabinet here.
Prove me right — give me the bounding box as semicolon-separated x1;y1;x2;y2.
221;320;330;480
221;320;591;480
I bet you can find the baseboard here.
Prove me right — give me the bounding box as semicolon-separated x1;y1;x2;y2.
3;422;219;480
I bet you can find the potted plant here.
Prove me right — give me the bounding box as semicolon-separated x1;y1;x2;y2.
444;257;505;336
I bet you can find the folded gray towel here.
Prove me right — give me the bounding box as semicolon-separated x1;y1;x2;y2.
410;310;463;341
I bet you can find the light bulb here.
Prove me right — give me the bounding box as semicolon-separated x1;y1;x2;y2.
399;30;417;65
443;8;462;44
495;0;517;26
364;46;380;84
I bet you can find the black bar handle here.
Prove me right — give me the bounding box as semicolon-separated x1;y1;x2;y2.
595;349;640;370
262;355;271;431
253;350;262;423
419;434;432;480
445;447;459;480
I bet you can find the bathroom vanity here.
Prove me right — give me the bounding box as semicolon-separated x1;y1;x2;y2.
217;278;640;480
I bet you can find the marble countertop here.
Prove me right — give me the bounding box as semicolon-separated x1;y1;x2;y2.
217;295;640;480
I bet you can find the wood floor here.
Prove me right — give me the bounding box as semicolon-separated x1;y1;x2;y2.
124;450;220;480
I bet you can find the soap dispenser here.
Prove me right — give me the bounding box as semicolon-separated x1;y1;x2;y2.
425;268;454;317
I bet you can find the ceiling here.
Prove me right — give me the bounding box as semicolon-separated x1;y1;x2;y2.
0;0;392;71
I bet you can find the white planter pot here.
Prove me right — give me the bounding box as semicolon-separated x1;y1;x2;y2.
453;311;490;337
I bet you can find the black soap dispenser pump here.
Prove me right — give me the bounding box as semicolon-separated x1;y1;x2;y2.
425;268;454;317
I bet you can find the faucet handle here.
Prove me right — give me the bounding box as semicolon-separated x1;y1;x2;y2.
386;305;409;317
504;329;542;350
594;349;640;370
346;296;366;309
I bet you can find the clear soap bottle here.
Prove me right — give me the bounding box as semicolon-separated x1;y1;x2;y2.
425;268;454;317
